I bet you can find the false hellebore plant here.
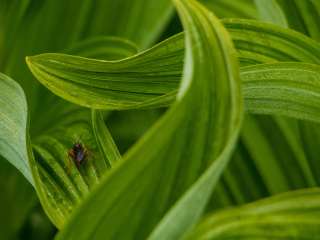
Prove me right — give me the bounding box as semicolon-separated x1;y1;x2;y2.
1;0;320;239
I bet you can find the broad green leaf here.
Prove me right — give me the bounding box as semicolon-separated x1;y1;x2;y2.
27;19;320;110
223;19;320;64
0;37;134;230
28;31;320;210
242;63;320;122
224;6;320;208
256;0;320;200
27;45;320;122
28;38;136;229
0;0;171;140
31;111;108;228
26;34;183;110
228;3;320;207
149;0;242;238
0;74;103;229
26;18;320;216
186;188;320;239
56;0;242;239
28;26;320;214
0;72;33;184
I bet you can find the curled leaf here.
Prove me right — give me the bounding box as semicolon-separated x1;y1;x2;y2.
186;188;320;239
56;0;243;239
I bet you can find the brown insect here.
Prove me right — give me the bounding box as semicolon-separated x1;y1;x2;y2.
68;141;89;170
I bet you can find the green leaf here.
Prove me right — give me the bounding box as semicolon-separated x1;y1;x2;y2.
91;110;121;168
26;19;320;110
200;0;258;19
0;37;135;230
0;0;170;138
28;37;136;229
186;188;320;239
242;63;320;122
27;43;320;122
224;19;320;64
27;27;320;216
226;6;320;208
0;72;33;184
254;0;288;27
26;34;183;110
31;111;108;228
56;0;243;239
25;18;320;216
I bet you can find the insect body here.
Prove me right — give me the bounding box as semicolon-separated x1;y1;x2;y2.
68;142;89;169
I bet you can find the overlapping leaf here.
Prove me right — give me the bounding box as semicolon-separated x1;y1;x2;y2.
224;2;320;208
242;63;320;122
255;0;320;41
0;72;110;229
2;0;320;239
253;0;320;200
0;73;32;183
29;38;138;229
0;0;172;137
26;16;320;220
0;0;175;233
27;56;320;123
56;0;243;239
0;37;138;230
186;188;320;239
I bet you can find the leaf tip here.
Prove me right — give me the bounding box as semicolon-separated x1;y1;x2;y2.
25;56;33;68
25;55;40;78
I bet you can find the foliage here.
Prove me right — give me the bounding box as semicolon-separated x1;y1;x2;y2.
0;0;320;239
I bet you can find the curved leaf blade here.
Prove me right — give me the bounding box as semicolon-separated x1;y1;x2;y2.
31;112;107;228
27;19;320;111
28;38;136;229
0;72;33;184
242;63;320;122
27;50;320;123
0;37;134;230
186;188;320;239
56;0;243;239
